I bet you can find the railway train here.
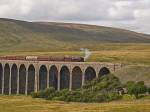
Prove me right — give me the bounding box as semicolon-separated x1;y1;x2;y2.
0;56;84;62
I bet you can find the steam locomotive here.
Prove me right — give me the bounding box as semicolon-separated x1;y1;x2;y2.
0;56;84;62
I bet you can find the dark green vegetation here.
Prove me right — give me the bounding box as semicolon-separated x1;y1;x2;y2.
125;81;148;98
31;74;150;103
0;18;150;52
31;74;121;103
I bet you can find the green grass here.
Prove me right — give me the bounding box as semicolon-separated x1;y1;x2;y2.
0;95;150;112
0;18;150;52
1;47;150;65
90;49;150;65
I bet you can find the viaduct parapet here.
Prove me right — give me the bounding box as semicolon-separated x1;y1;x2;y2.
0;60;122;95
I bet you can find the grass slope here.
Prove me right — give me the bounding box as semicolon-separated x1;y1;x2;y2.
0;96;150;112
0;18;150;52
115;65;150;86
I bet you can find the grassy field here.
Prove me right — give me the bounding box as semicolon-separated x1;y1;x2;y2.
0;95;150;112
1;45;150;65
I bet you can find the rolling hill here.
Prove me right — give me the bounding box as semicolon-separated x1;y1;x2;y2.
0;18;150;52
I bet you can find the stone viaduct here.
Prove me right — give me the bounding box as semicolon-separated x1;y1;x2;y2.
0;60;122;95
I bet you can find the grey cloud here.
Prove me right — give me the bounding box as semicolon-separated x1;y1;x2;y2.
0;0;149;34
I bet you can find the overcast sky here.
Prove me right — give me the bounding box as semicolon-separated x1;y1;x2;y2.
0;0;150;34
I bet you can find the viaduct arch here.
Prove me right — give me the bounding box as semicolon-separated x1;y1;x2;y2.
39;65;47;91
60;66;70;90
72;66;82;90
84;66;96;83
11;64;17;94
0;60;122;95
19;64;26;94
49;65;58;90
27;64;35;94
4;63;10;94
0;64;2;94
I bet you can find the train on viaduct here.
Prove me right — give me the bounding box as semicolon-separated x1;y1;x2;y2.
0;56;122;95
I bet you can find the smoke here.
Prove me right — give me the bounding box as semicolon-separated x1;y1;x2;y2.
80;48;92;61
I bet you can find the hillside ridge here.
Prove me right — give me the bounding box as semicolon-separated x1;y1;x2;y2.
0;18;150;51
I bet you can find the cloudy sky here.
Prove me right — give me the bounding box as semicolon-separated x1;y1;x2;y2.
0;0;150;34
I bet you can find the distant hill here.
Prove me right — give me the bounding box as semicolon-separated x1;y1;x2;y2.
0;18;150;51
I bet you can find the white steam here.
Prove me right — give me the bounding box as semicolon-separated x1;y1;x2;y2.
80;48;92;61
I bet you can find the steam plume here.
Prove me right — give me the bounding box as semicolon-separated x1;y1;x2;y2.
80;48;92;61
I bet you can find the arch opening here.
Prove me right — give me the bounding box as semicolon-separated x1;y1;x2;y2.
39;65;47;91
27;65;35;94
4;64;10;94
11;64;17;94
99;67;110;77
72;66;82;90
49;65;58;90
84;67;96;83
0;64;2;94
19;64;26;94
60;66;70;90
